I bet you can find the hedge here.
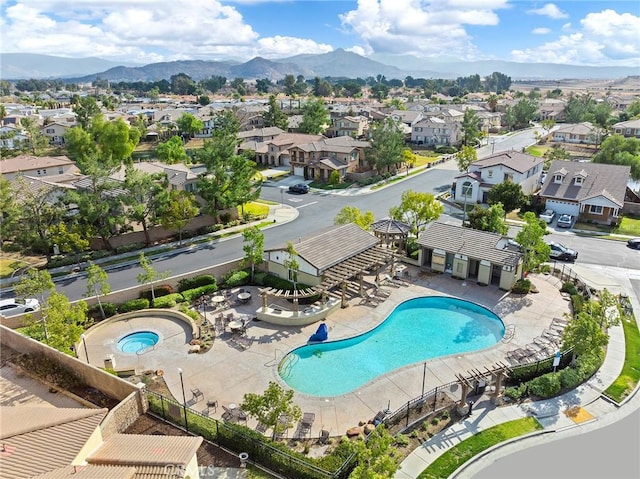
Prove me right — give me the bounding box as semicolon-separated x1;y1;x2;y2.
177;275;217;293
88;302;117;319
152;293;185;308
221;270;250;288
139;285;174;302
181;284;218;302
118;298;150;313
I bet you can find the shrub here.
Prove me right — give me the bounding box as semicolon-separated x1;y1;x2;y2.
558;367;582;389
575;352;603;380
178;303;199;322
221;269;250;288
118;298;149;313
561;281;578;296
504;383;527;400
511;279;531;294
528;372;561;398
178;275;216;293
181;284;218;302
88;302;117;319
570;294;584;314
253;271;268;286
394;434;410;447
139;284;173;301
115;242;145;254
152;293;185;308
262;274;295;291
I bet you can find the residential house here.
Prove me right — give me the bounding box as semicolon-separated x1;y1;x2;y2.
416;222;523;290
326;115;369;139
453;150;544;204
411;116;460;146
0;125;29;150
111;161;199;193
537;99;566;122
1;154;79;181
538;160;631;225
41;122;70;146
551;122;599;144
389;109;423;128
258;133;324;167
611;119;640;139
288;136;370;180
237;127;285;143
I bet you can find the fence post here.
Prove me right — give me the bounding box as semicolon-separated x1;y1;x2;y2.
405;401;410;427
433;386;438;411
160;394;166;419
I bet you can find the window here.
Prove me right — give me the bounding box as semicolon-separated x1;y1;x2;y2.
58;167;63;174
487;170;493;178
46;128;54;134
574;176;583;185
503;173;513;182
589;205;603;215
554;174;563;183
461;181;473;198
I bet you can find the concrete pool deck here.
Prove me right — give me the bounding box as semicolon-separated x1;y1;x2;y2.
83;271;571;439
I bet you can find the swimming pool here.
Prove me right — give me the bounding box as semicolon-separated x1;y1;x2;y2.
117;331;159;353
279;296;504;397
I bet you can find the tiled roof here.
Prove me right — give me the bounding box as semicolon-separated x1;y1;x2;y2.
372;219;412;235
266;223;380;271
237;127;284;139
417;222;521;267
32;465;137;479
540;160;631;207
553;122;596;135
87;434;202;466
1;155;76;174
471;150;543;174
0;407;108;479
268;133;324;147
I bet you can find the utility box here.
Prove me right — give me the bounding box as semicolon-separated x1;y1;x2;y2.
104;354;116;369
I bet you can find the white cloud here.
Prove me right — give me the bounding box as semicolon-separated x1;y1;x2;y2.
532;27;551;35
256;36;333;58
512;9;640;65
527;3;568;20
339;0;509;59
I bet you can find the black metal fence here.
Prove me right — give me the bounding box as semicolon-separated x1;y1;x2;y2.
146;390;356;479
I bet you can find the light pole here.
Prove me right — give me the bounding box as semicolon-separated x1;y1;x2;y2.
280;187;284;207
177;368;188;429
81;334;89;363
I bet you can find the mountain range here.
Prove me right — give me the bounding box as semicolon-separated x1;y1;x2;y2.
1;50;638;82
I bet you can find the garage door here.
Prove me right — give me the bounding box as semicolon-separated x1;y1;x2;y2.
546;200;579;216
293;166;304;176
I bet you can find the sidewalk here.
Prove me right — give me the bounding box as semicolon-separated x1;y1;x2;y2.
394;301;632;479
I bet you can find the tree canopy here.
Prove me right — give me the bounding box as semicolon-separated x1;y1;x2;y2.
241;381;301;440
515;212;550;275
298;97;329;134
592;134;640;180
487;181;525;215
389;190;444;236
366;117;405;173
334;206;375;230
466;203;508;235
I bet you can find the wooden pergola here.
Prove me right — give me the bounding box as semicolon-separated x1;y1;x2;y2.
455;362;512;410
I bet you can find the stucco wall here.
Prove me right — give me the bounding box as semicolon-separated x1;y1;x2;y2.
100;389;147;439
0;325;139;401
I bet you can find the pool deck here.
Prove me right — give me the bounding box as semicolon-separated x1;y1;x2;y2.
83;270;571;439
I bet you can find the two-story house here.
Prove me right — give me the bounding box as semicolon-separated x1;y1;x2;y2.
411;116;461;146
326;115;369;139
0;155;80;181
453;150;544;204
258;133;325;167
41;122;70;146
288;136;370;180
538;160;631;225
0;125;29;150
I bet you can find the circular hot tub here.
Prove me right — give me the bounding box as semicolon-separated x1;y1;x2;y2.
117;331;159;353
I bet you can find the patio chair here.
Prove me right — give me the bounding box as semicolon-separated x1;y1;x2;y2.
191;388;204;402
302;412;315;427
319;429;330;444
221;405;235;422
256;422;268;434
235;408;248;424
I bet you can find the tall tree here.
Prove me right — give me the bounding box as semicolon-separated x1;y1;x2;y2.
515;212;551;276
176;113;203;140
14;269;55;341
263;94;289;130
123;167;169;246
298;97;329;135
283;74;296;96
72;96;101;129
466;203;508;235
283;241;300;290
503;98;537;130
334;206;375;230
487;181;525;216
241;226;264;283
348;425;400;479
19;117;48;155
158;189;199;245
389;190;444;237
155;135;189;164
456;145;477;173
170;73;197;95
241;381;302;441
92;116;140;164
85;262;111;320
0;177;18;245
461;108;481;146
48;223;89;266
592;135;640;180
366;117;405;173
136;253;171;303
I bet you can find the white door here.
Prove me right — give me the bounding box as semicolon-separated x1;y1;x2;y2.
545;200;579;217
293;166;304;176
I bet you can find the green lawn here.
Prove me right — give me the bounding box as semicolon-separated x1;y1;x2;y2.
604;313;640;403
614;216;640;236
418;418;543;479
0;258;27;278
240;201;270;217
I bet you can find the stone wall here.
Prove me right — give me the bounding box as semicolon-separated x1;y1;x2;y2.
0;325;139;401
100;388;147;439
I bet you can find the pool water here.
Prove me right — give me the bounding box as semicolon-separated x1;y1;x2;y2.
279;296;504;397
117;331;159;353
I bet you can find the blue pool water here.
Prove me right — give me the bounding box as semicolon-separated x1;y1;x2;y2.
279;296;504;397
117;331;159;353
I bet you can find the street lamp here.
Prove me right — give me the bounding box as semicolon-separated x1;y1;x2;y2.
177;368;188;429
81;334;89;363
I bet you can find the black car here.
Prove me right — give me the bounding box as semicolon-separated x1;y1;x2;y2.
547;241;578;261
288;183;310;194
627;238;640;249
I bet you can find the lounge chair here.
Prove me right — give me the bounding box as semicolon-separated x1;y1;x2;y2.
221;405;234;422
319;429;330;444
191;388;204;402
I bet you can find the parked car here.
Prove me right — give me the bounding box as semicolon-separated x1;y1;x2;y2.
556;214;574;228
288;183;310;194
0;298;40;317
539;209;556;224
627;238;640;250
547;241;578;261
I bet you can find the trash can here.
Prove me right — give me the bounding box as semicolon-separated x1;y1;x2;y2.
104;354;116;369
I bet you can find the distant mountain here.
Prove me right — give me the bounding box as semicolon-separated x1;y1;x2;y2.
2;52;637;82
370;53;640;80
0;53;139;79
276;48;405;79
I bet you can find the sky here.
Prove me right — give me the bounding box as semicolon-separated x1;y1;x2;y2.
1;0;639;68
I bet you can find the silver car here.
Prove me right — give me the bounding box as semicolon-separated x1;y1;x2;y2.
0;298;40;317
539;209;556;223
556;214;574;228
